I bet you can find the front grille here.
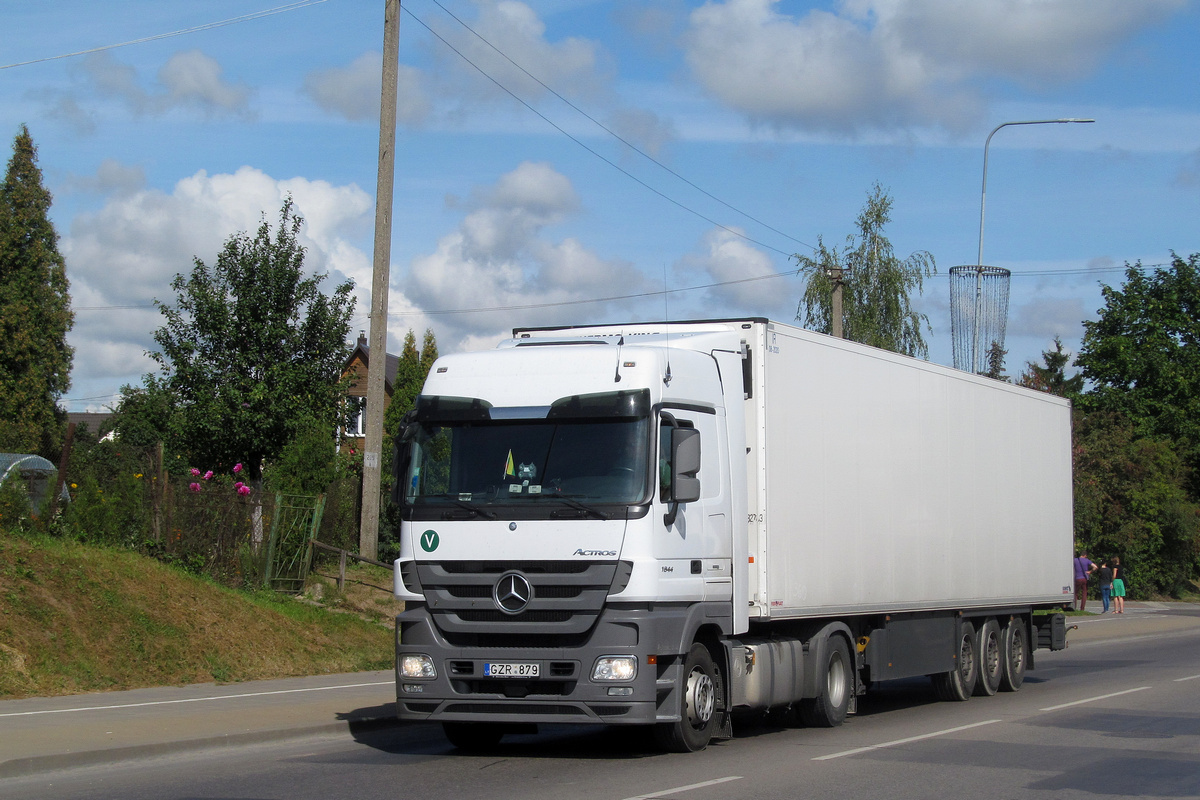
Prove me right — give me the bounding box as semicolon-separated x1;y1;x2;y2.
417;560;630;646
457;610;573;623
453;680;575;697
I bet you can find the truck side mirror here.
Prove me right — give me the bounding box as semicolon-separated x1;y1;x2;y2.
671;427;701;504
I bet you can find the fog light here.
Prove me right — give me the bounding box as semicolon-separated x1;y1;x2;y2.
400;654;436;679
607;686;634;696
592;655;637;681
402;683;425;693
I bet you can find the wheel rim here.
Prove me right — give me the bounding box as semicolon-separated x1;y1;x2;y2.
959;634;975;679
984;633;1000;677
1010;631;1025;672
826;652;847;708
685;666;715;728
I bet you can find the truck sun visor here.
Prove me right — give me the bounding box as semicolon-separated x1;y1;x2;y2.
413;395;493;422
547;388;650;419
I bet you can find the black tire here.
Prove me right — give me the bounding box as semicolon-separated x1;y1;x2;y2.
797;636;852;728
654;643;719;752
932;622;977;702
442;722;504;752
999;617;1027;692
973;619;1002;697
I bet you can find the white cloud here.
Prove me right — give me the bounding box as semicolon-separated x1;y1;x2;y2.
439;1;605;104
303;52;431;125
1009;296;1088;340
157;50;252;116
62;159;146;196
74;50;253;119
403;161;646;350
62;166;373;394
682;0;1185;134
674;227;795;318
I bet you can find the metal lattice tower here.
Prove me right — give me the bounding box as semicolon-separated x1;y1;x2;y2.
950;265;1011;373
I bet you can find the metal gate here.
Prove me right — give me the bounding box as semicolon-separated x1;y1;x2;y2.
264;493;326;591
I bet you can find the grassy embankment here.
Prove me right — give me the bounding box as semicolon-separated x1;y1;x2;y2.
0;532;401;699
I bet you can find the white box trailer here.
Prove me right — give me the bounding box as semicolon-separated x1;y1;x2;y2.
746;321;1073;618
392;319;1073;752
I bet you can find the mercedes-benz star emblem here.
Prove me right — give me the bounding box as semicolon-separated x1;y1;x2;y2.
494;572;532;615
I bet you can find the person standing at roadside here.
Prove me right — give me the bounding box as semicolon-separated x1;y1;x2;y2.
1074;551;1097;611
1098;560;1113;613
1111;556;1126;614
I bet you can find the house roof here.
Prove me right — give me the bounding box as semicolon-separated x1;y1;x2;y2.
67;412;115;434
343;333;399;393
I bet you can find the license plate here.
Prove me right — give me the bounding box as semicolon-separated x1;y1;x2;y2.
484;662;539;678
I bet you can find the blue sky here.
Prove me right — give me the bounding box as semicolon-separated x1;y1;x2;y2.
2;0;1197;411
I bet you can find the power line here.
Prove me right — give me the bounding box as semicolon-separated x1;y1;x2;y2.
401;5;797;260
391;268;798;318
423;0;812;253
0;0;329;70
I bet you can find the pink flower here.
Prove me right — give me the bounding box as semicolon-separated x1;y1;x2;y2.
233;481;244;490
203;470;214;481
190;468;201;477
188;482;202;493
237;485;251;496
233;463;243;474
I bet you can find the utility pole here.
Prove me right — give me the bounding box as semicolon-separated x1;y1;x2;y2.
827;266;845;339
359;0;400;560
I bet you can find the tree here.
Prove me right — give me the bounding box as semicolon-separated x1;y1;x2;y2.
795;183;936;358
383;327;439;440
983;341;1009;382
148;198;355;482
1016;336;1084;399
1075;254;1200;489
1073;411;1200;597
0;125;73;456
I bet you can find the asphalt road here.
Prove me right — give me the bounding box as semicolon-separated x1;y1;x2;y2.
3;603;1199;800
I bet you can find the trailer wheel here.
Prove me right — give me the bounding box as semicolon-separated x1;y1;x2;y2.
442;722;504;752
973;619;1002;697
798;636;852;728
999;617;1027;692
932;623;977;702
654;643;718;752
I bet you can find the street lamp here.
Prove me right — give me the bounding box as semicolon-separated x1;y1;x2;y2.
968;117;1094;372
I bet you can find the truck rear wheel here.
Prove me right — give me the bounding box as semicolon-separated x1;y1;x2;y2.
973;619;1002;697
932;623;977;702
442;722;504;752
999;617;1027;692
654;643;718;752
797;636;852;728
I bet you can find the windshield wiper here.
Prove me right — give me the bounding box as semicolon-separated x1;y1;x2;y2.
426;494;498;520
540;495;610;520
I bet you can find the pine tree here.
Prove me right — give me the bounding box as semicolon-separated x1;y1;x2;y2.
0;125;74;456
419;327;439;377
1016;336;1084;399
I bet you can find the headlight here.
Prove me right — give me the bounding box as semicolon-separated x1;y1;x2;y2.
592;655;637;682
400;654;437;679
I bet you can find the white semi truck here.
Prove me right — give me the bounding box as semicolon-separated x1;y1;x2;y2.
392;318;1073;752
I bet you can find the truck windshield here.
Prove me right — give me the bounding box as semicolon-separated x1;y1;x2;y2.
403;416;650;510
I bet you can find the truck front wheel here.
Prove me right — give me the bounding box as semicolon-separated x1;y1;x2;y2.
654;643;718;752
797;636;852;727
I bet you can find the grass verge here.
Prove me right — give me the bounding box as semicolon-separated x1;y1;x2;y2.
0;531;396;700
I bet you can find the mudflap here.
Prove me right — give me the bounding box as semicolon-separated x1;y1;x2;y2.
713;710;734;741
